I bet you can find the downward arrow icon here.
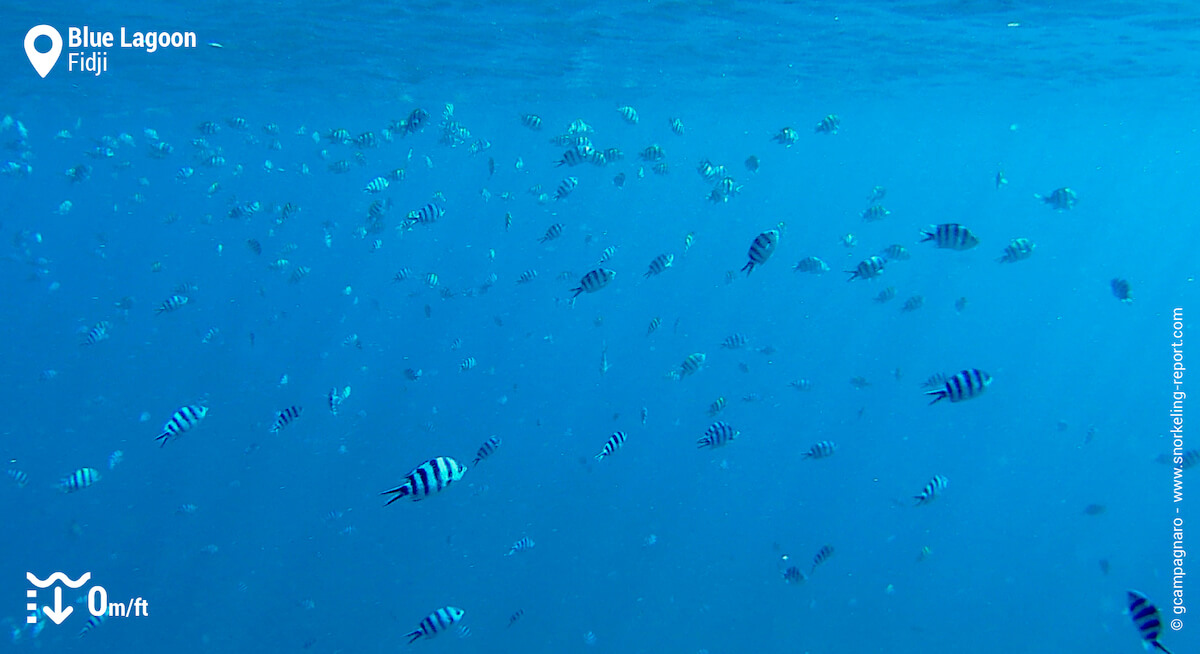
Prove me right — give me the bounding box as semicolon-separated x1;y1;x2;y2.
42;587;72;625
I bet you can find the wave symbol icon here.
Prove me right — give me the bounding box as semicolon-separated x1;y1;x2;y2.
26;572;91;588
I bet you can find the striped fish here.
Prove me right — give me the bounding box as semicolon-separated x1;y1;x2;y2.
555;176;579;200
408;202;444;224
997;238;1035;263
782;565;807;585
594;431;627;461
508;609;525;627
708;396;727;416
155;294;189;314
7;468;29;488
77;612;107;637
861;205;889;221
914;474;949;505
517;269;538;284
520;114;542;130
406;607;466;643
1035;187;1077;210
721;333;748;349
82;320;111;345
363;176;389;194
846;256;886;281
328;387;350;415
58;467;100;493
640;144;665;161
814;114;841;134
881;244;910;260
679;352;706;378
617;105;640;124
793;256;829;274
773;127;799;146
597;245;617;265
802;440;837;459
460;357;477;371
156;405;208;446
1127;590;1174;653
901;295;924;312
382;456;467;504
473;436;502;465
644;254;673;277
647;317;662;335
741;229;779;275
269;405;302;433
571;268;615;297
669;117;685;135
874;287;896;303
924;369;991;404
539;223;564;243
810;544;835;573
506;536;535;556
289;266;311;283
697;421;739;449
920;223;980;250
557;150;588;166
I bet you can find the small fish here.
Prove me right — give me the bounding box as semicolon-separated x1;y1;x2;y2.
793;256;829;274
773;127;799;146
405;607;466;643
7;468;29;488
155;294;189;314
1126;590;1174;653
269;405;302;433
997;238;1035;263
1083;503;1106;516
708;396;727;416
1111;278;1133;303
920;223;980;250
644;253;673;277
640;406;648;426
1034;187;1077;210
861;205;890;222
914;474;949;505
721;333;749;349
617;105;640;124
995;171;1007;188
814;114;840;134
594;431;628;460
460;356;477;372
924;369;991;404
107;450;123;469
901;295;924;312
647;317;662;335
742;229;779;275
58;467;101;493
783;565;807;585
156;405;208;446
506;536;535;556
802;441;837;460
678;353;706;378
382;457;467;505
508;609;525;627
571;268;616;297
473;436;502;465
201;327;219;344
810;544;834;573
697;421;739;449
745;155;759;171
847;256;886;281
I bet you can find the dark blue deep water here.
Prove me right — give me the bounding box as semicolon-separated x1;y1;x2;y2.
2;1;1197;652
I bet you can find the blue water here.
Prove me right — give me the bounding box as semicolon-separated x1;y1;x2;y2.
2;1;1197;652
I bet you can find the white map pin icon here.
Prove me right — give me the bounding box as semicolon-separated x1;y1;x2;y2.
24;25;62;78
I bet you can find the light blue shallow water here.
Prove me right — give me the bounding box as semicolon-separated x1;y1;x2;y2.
0;1;1196;652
